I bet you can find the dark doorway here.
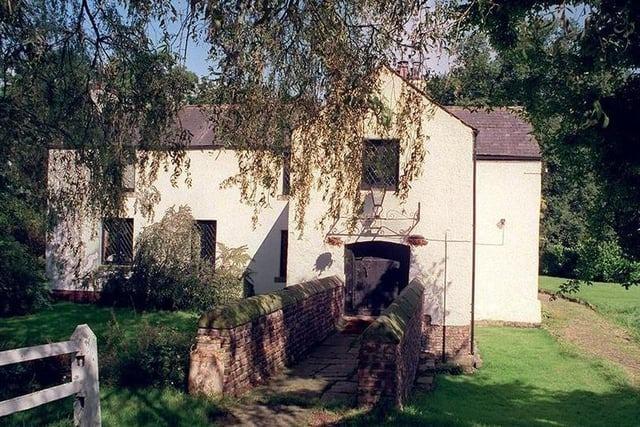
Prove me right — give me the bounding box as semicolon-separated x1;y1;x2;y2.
344;241;410;316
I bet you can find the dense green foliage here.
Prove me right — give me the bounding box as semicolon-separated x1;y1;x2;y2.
100;206;251;311
0;123;49;316
0;238;49;316
1;0;198;314
540;275;640;342
479;1;639;287
101;320;192;389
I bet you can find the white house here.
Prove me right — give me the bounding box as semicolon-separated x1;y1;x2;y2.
47;67;542;349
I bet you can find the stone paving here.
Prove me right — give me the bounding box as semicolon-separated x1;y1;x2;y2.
222;330;361;426
258;331;361;407
222;318;437;426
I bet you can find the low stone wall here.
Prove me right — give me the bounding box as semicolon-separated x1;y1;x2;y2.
357;279;426;408
422;316;471;359
188;276;344;396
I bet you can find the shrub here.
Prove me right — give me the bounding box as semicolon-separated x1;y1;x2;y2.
540;243;578;278
101;320;192;389
100;205;252;311
577;239;640;285
560;239;640;292
0;238;49;316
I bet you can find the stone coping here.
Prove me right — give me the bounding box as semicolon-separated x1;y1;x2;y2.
198;276;344;329
361;279;425;343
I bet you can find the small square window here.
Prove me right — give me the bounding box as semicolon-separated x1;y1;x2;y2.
196;220;217;266
361;139;399;190
123;163;135;192
102;218;134;265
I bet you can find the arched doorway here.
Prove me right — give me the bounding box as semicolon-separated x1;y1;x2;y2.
344;241;410;315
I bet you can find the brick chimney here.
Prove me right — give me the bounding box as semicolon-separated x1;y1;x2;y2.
410;61;422;80
397;60;409;78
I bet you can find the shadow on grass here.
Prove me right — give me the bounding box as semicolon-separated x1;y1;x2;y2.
338;377;640;427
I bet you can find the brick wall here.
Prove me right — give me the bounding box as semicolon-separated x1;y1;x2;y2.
188;276;344;396
51;289;100;303
357;279;425;408
422;314;471;359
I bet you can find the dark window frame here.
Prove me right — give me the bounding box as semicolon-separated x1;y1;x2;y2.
101;218;134;265
195;220;217;268
360;138;400;191
275;229;288;283
281;152;291;196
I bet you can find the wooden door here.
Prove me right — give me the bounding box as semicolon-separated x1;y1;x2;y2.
350;256;402;315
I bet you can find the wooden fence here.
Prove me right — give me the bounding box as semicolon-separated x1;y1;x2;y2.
0;324;101;426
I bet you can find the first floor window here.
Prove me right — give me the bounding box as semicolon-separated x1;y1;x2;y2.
123;163;135;192
361;139;400;190
102;218;134;265
196;220;217;265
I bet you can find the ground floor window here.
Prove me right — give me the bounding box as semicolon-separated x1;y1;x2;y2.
102;218;134;265
196;220;217;266
275;229;288;282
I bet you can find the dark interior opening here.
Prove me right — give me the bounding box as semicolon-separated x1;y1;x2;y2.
344;241;410;316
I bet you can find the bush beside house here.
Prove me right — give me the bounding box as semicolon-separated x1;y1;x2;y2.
0;238;49;316
100;205;252;312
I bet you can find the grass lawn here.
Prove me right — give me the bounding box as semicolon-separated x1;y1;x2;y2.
3;300;640;426
539;275;640;341
346;327;640;426
3;386;225;427
0;302;198;349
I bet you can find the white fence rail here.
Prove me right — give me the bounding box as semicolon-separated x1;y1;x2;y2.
0;324;101;426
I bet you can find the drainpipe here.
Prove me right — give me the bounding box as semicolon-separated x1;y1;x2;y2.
442;232;448;362
470;131;478;355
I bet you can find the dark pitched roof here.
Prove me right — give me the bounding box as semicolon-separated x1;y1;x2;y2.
177;105;218;147
155;102;543;160
444;106;541;160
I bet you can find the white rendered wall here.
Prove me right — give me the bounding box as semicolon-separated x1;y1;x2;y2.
46;72;541;326
287;69;476;326
475;160;542;324
47;149;289;295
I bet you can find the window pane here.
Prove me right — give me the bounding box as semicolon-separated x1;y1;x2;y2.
362;139;399;189
102;218;133;265
279;230;288;279
123;164;135;191
196;220;217;265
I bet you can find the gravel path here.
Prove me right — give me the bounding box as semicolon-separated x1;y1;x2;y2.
540;292;640;385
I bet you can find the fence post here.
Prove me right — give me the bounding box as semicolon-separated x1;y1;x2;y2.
70;324;101;427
